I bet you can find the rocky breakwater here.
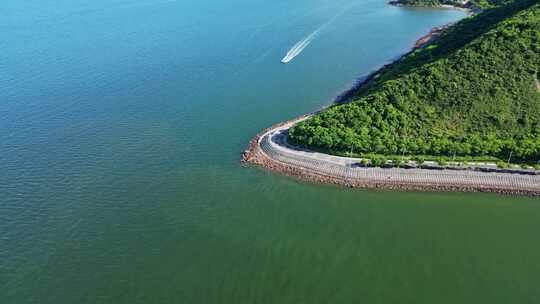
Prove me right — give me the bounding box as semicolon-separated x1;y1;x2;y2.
242;119;540;196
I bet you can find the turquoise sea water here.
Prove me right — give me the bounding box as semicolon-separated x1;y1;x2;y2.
2;0;539;303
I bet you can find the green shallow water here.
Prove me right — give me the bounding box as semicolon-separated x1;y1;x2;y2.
1;0;539;303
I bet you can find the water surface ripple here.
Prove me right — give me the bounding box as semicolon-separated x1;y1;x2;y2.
1;0;539;303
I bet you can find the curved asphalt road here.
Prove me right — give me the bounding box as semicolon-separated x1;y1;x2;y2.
257;119;540;193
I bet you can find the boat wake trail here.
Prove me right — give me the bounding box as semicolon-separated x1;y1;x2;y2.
281;30;320;63
281;1;359;64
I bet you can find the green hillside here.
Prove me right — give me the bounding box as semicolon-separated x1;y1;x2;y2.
289;0;540;162
391;0;509;9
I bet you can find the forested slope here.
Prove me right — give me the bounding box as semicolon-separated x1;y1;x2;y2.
289;0;540;162
392;0;510;9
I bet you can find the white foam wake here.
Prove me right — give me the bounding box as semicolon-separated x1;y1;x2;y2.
281;1;359;64
281;30;320;63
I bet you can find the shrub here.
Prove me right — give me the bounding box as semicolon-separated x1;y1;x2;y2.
370;156;381;167
496;161;509;169
437;158;448;166
371;156;388;167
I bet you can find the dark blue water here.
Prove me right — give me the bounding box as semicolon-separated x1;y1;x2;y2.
3;1;539;303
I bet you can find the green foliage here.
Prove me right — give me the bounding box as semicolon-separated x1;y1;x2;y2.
392;157;404;167
289;1;540;163
394;0;512;9
437;158;448;166
413;156;426;164
497;161;509;168
360;158;369;166
371;156;388;167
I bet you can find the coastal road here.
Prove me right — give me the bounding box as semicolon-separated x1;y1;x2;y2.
255;119;540;195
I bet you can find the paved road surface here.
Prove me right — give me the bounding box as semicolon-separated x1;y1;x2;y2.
257;120;540;193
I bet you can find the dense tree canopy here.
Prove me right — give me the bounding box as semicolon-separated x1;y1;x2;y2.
289;0;540;162
394;0;512;9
